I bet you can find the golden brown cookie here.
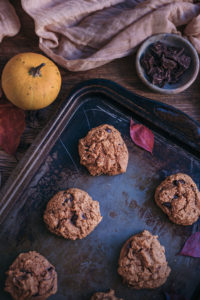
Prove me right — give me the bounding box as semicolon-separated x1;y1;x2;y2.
118;230;171;289
44;188;102;240
155;173;200;225
90;289;123;300
5;251;57;300
78;124;128;176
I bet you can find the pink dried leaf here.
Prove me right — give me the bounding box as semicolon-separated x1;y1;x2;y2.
130;119;154;154
179;232;200;258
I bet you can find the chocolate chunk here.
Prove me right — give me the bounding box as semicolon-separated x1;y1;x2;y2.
47;267;53;272
179;179;185;185
18;274;27;280
63;193;73;204
177;54;191;69
84;144;90;152
126;241;132;255
71;213;78;225
105;127;111;133
140;41;191;87
127;241;132;249
162;202;172;209
151;41;163;57
136;248;142;253
173;180;178;186
173;179;185;186
82;214;86;219
162;55;177;70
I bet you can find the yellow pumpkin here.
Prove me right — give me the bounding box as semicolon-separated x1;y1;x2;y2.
1;52;62;110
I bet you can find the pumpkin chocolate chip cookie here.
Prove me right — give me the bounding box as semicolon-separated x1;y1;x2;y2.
155;173;200;225
90;289;123;300
5;251;57;300
78;124;128;176
118;230;171;289
44;188;102;240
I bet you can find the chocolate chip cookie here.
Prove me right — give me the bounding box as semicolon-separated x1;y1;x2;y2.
78;124;128;176
118;230;171;289
91;289;123;300
155;173;200;225
44;188;102;240
5;251;57;300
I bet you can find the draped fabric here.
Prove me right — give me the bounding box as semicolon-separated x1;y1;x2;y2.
0;0;20;43
1;0;200;71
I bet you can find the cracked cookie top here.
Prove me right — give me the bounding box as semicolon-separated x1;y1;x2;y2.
43;188;102;240
78;124;128;176
118;230;171;289
90;289;123;300
5;251;57;300
155;173;200;225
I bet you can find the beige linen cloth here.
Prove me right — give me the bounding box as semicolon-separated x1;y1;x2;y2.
0;0;20;43
2;0;200;71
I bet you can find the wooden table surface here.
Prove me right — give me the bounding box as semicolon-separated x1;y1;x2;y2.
0;1;200;188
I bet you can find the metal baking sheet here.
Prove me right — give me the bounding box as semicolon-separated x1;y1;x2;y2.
0;79;200;300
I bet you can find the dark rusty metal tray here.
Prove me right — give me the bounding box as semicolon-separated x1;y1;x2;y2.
0;79;200;300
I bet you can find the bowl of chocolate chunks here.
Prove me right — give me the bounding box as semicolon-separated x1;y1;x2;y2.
136;33;199;94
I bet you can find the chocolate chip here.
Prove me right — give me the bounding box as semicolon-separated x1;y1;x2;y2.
132;248;142;255
47;267;53;272
173;180;178;186
173;179;185;186
127;241;132;249
179;179;185;185
33;293;39;297
82;214;86;220
63;193;73;204
20;269;32;275
162;202;172;209
71;213;78;225
18;274;27;280
85;144;90;152
126;241;132;254
105;128;111;133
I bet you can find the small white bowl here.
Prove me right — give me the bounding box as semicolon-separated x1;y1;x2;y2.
136;33;200;94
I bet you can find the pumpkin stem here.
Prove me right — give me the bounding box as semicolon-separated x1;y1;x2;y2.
29;63;45;77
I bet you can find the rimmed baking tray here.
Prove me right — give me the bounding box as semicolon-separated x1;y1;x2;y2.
0;79;200;300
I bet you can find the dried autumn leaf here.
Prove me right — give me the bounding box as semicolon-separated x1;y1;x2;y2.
0;100;25;155
130;119;154;154
179;232;200;258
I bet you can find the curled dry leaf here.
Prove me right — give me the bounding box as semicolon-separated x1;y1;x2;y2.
130;119;154;154
0;100;25;155
179;232;200;258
